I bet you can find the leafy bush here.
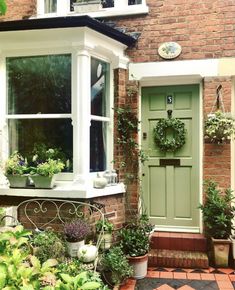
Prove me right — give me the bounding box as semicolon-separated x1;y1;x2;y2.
34;159;65;177
31;230;66;263
101;246;133;286
199;180;235;239
96;218;114;234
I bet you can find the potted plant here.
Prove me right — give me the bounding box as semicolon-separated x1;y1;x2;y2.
30;158;64;189
63;219;91;257
101;246;133;288
199;180;235;267
5;151;29;188
204;110;235;144
96;218;114;250
118;218;151;279
73;0;101;13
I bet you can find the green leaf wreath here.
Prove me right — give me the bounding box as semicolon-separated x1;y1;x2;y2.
154;118;186;152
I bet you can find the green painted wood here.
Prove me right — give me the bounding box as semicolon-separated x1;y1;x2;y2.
141;85;200;229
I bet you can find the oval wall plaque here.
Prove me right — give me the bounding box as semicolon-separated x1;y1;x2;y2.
158;42;182;59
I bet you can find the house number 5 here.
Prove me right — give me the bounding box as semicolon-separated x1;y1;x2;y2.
167;95;173;104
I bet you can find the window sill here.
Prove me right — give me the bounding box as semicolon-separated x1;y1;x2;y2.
0;182;125;199
36;5;149;19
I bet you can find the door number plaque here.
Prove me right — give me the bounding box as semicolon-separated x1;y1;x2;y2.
167;95;173;104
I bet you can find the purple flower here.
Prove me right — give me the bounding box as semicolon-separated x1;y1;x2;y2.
63;219;91;242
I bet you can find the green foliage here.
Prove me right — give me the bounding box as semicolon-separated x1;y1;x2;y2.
31;230;66;263
5;152;29;175
0;225;59;289
101;246;133;286
204;111;235;144
0;208;5;226
55;271;103;290
118;222;150;257
0;0;7;15
154;118;186;152
34;159;65;177
95;219;114;234
199;180;235;239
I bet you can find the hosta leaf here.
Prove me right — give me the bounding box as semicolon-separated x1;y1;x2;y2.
80;281;101;290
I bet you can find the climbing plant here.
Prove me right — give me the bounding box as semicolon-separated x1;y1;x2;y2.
0;0;6;15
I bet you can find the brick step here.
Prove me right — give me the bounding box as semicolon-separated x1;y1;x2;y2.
148;249;209;269
150;232;207;252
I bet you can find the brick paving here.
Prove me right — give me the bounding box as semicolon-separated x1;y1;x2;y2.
120;267;235;290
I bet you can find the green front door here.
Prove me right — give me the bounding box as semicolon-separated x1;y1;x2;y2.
141;85;200;231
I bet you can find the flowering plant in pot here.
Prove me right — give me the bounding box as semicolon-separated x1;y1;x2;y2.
199;180;235;267
63;219;91;257
204;111;235;144
118;217;151;279
96;218;114;250
30;158;64;189
5;151;29;188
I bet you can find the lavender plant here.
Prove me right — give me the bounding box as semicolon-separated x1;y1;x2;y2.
63;219;91;242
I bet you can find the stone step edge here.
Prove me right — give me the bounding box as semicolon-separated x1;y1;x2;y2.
148;249;209;269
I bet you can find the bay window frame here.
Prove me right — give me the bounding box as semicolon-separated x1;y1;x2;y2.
2;48;113;185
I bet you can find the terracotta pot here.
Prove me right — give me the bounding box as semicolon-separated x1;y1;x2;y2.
211;237;231;267
128;253;148;279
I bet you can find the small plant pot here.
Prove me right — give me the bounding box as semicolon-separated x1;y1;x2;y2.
211;237;231;267
99;232;112;250
7;175;28;188
128;253;148;279
67;240;85;257
30;175;56;189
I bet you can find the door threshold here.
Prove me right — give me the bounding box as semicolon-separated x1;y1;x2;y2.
154;225;201;233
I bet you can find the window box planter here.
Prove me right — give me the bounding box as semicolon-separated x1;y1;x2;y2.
7;175;28;188
30;175;56;189
73;1;102;13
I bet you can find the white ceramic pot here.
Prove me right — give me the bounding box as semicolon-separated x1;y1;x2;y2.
67;240;84;257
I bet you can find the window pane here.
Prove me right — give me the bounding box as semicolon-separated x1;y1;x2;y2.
91;58;109;117
90;121;106;172
102;0;114;8
44;0;57;13
8;119;73;172
7;55;71;114
128;0;142;4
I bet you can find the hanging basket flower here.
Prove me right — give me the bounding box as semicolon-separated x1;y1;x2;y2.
154;118;186;152
204;111;235;144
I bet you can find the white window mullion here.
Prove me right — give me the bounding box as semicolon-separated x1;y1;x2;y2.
37;0;45;16
0;55;8;161
73;49;91;184
90;115;110;122
114;0;128;9
57;0;68;16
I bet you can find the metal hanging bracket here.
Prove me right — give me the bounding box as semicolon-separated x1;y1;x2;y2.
167;109;173;118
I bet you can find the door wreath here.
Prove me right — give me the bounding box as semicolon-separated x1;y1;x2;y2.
154;118;186;152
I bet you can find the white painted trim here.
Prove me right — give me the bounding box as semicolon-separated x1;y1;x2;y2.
199;82;204;234
6;114;72;119
154;225;200;233
0;182;125;199
90;115;110;122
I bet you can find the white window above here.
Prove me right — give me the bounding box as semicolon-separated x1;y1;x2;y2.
37;0;149;18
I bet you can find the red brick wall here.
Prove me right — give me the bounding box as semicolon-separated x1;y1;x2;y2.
0;0;36;21
114;0;235;62
203;77;232;189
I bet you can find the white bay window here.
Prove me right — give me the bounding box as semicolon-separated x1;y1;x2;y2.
0;21;130;198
